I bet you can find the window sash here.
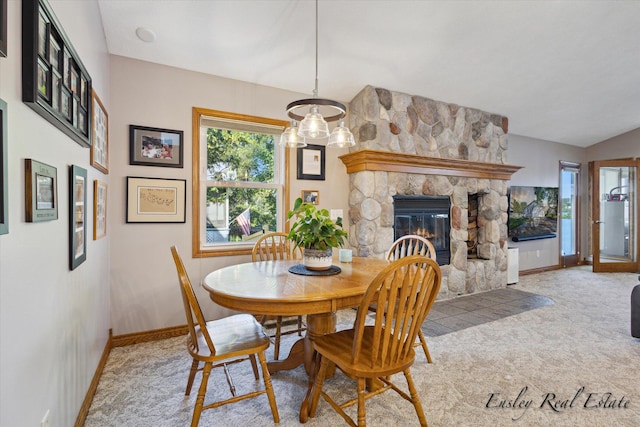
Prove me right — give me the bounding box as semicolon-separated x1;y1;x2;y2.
192;107;290;258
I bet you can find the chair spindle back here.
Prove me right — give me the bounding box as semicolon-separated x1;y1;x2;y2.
352;255;441;368
252;232;301;262
387;234;437;262
170;246;216;356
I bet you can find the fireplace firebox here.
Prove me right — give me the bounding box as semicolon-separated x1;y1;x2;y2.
393;196;451;265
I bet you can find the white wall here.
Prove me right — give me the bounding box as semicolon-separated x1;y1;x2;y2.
587;127;640;161
507;134;587;270
508;129;639;271
0;1;110;426
108;55;351;335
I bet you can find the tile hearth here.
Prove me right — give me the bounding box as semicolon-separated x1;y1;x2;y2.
422;287;554;337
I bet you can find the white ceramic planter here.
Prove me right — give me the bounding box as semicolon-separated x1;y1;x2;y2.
303;247;333;271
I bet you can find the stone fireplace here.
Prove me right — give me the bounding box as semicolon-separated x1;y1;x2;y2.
341;86;521;300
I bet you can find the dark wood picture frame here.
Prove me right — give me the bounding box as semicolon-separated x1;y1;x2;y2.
0;98;7;234
297;144;326;181
93;180;107;240
69;165;87;270
22;0;92;147
126;176;186;223
25;158;58;222
0;0;7;57
90;90;108;173
129;125;184;168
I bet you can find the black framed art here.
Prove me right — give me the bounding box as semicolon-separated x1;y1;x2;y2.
25;158;58;222
22;0;92;147
126;176;186;223
129;125;184;168
69;165;87;270
296;144;326;181
0;98;7;234
1;0;7;57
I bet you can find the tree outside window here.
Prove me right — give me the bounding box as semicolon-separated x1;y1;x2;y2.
193;108;290;257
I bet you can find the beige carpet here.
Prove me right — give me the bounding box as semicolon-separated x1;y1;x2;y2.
85;266;640;426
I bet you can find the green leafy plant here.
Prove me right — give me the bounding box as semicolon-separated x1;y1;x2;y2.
286;198;347;250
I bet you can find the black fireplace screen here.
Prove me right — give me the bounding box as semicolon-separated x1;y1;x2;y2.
393;195;451;265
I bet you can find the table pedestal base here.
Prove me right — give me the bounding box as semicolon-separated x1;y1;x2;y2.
266;311;337;375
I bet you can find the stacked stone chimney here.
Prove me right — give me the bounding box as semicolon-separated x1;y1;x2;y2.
343;86;519;299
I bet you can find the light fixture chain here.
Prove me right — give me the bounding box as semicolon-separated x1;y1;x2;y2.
314;0;319;98
282;0;354;147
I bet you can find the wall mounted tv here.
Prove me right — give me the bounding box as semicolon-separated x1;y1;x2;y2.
508;186;559;241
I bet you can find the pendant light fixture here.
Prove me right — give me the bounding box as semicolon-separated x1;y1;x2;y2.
280;0;355;148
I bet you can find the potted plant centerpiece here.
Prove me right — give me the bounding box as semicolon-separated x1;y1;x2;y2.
286;197;348;271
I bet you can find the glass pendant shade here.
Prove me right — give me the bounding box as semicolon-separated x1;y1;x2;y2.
279;121;306;148
280;0;356;149
298;105;330;139
327;120;355;148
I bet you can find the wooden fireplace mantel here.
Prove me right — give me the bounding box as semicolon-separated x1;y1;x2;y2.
339;149;523;180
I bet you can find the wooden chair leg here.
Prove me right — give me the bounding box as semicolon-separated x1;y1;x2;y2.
357;377;367;426
404;368;428;427
308;355;329;419
274;316;283;360
417;330;433;363
222;363;237;396
257;351;280;423
185;359;199;395
297;315;303;336
249;354;259;379
191;362;212;427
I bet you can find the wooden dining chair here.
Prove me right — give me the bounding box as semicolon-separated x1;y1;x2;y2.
304;255;442;426
252;232;305;360
170;246;279;426
386;234;438;363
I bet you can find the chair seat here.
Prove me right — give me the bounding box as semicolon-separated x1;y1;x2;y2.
171;245;280;426
313;326;416;378
303;256;441;427
191;313;271;360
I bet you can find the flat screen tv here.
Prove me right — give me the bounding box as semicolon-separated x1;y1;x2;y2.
508;186;558;241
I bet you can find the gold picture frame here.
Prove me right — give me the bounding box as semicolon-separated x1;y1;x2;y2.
301;190;319;205
90;90;109;173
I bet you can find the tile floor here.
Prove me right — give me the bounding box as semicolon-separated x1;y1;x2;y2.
422;287;554;337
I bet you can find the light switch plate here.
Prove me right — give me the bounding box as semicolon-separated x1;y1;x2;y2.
330;209;343;221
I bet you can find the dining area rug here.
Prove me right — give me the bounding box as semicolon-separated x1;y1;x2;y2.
85;266;640;426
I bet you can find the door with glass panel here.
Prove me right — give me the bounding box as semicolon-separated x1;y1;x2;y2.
590;159;639;272
560;161;580;267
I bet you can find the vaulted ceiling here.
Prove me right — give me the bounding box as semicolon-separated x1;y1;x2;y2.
97;0;640;147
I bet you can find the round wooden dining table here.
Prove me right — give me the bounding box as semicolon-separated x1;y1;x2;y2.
202;256;390;375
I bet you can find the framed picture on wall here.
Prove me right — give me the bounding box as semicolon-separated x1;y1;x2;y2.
301;190;319;205
296;144;326;180
93;180;107;240
69;165;87;270
25;158;58;222
22;0;92;147
0;0;7;57
129;125;184;168
126;176;186;223
90;90;109;174
0;98;7;234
